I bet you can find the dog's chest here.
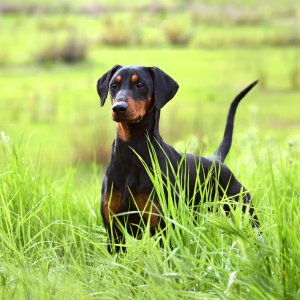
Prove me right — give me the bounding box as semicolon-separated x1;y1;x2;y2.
101;183;161;236
101;161;160;227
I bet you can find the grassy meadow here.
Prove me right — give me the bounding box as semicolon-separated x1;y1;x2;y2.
0;0;300;298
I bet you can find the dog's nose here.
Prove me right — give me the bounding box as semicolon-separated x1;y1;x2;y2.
112;102;128;115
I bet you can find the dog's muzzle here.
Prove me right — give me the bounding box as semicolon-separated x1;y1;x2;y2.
112;102;128;116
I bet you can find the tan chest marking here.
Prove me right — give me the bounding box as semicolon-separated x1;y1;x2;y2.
116;123;131;142
134;193;161;228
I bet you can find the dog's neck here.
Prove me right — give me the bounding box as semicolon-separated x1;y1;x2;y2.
111;105;168;185
114;105;161;149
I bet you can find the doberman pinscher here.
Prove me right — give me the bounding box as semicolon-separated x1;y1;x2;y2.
97;65;259;253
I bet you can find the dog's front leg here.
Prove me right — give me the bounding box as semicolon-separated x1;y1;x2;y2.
106;222;126;254
101;189;126;253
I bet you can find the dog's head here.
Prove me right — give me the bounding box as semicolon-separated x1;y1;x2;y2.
97;65;179;123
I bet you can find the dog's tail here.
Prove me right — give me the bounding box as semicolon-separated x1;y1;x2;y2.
213;80;258;163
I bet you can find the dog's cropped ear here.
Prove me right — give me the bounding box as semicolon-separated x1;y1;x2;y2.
97;64;122;106
148;67;179;110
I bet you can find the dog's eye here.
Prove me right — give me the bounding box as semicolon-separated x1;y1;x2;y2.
111;83;117;89
137;82;144;88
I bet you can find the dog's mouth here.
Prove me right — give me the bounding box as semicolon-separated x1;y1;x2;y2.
111;98;149;124
111;113;143;123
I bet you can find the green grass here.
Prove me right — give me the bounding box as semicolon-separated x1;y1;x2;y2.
0;134;299;299
1;4;300;298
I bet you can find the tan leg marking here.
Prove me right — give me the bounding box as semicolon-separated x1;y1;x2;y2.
102;190;123;225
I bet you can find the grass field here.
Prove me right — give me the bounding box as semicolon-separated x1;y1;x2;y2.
1;131;300;299
1;1;300;298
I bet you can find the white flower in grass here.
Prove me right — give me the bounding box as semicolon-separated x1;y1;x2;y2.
1;131;9;143
0;131;11;153
85;196;97;218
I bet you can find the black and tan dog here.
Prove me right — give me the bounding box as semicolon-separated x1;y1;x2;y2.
97;65;259;253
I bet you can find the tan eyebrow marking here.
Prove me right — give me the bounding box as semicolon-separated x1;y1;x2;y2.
116;76;121;83
131;75;138;82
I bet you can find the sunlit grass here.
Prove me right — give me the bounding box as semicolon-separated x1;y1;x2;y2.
0;133;299;299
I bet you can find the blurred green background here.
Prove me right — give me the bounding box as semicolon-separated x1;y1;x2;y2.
1;0;299;168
